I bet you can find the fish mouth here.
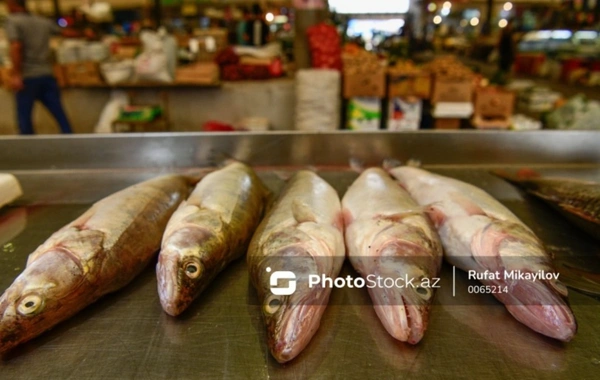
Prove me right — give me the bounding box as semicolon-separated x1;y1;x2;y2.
156;255;203;317
268;290;329;363
368;286;428;344
496;279;577;341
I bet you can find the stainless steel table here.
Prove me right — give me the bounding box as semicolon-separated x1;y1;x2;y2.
0;132;599;379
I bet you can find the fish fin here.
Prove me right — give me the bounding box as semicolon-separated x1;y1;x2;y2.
349;158;365;173
556;203;597;222
470;222;505;270
336;209;349;232
292;199;317;224
376;209;426;223
424;204;446;227
382;158;402;171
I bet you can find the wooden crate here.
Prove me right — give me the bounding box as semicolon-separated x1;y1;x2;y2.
388;72;431;99
63;62;103;86
432;76;474;103
343;66;386;99
474;87;515;119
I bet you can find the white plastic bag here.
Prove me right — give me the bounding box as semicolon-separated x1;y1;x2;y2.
94;90;130;133
134;31;173;82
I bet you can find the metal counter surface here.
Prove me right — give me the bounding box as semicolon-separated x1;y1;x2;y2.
0;132;599;379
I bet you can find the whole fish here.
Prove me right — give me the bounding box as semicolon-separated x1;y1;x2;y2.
493;169;600;240
157;162;269;316
342;168;443;344
0;175;189;354
247;171;345;363
389;166;577;341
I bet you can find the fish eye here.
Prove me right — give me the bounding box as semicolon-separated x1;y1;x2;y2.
415;286;431;300
183;260;202;279
17;294;43;316
264;295;282;315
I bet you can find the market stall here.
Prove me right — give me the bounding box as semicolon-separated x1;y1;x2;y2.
0;131;599;378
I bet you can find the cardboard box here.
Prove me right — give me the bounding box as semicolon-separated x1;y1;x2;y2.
471;115;511;130
343;66;386;98
432;76;474;104
474;87;515;119
63;62;103;86
434;118;461;129
388;72;431;99
192;28;229;62
175;62;220;85
347;97;381;130
387;98;422;131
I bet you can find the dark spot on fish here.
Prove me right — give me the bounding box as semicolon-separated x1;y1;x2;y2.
416;287;428;296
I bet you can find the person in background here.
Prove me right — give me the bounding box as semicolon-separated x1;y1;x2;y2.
244;4;270;47
497;19;516;84
4;0;73;135
236;6;251;46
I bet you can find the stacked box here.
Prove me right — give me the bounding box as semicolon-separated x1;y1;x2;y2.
472;87;515;129
342;51;386;98
63;62;103;86
388;61;431;99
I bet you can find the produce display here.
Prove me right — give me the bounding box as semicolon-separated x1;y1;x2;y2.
157;162;269;316
389;166;577;341
307;23;342;70
0;175;189;353
247;171;345;363
493;169;600;240
342;168;442;343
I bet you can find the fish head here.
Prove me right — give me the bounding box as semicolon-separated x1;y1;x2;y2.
477;220;577;341
156;228;218;317
258;246;330;363
368;237;442;344
0;249;84;353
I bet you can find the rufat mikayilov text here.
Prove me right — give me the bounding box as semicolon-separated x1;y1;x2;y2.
308;274;441;289
468;269;560;282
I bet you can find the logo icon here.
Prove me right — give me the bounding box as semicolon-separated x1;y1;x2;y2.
267;267;296;296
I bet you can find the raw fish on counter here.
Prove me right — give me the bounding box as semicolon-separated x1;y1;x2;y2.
389;166;577;342
0;174;23;210
342;168;443;344
247;171;345;363
157;162;269;316
493;169;600;240
0;175;189;354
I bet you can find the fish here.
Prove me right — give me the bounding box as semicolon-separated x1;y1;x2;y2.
342;168;443;344
157;162;269;316
492;169;600;240
0;175;189;354
389;166;577;341
247;170;345;363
